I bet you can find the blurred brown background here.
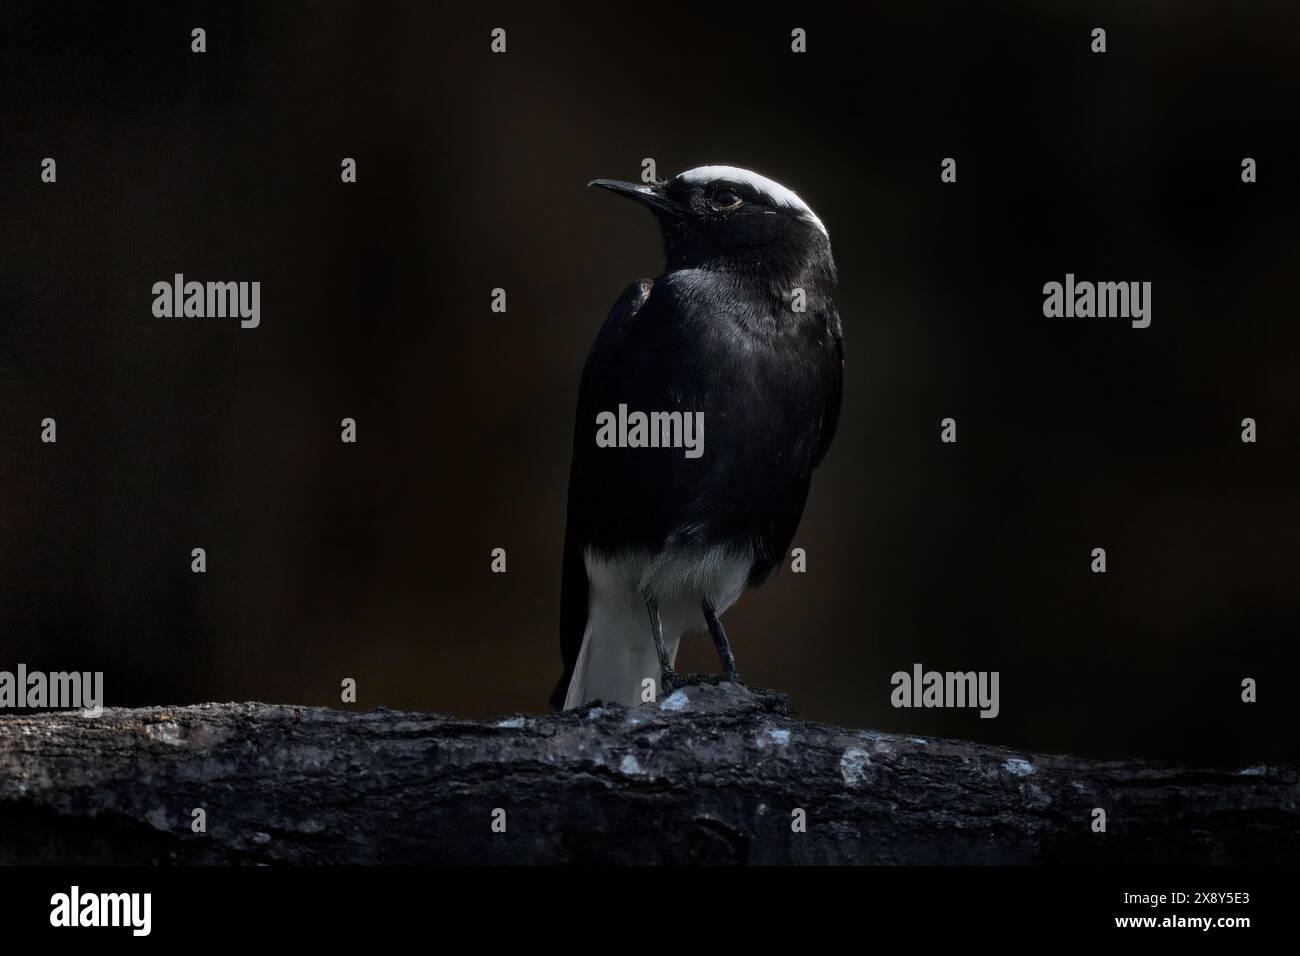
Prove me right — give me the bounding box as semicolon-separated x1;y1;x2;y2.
1;1;1297;763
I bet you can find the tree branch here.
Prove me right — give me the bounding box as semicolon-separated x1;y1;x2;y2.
1;681;1294;864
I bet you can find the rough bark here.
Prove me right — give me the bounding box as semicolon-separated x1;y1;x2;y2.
0;680;1295;864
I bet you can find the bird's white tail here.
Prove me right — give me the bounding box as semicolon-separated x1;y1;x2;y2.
563;587;681;709
563;546;750;708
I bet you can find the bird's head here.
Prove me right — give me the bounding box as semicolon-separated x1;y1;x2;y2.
590;165;834;290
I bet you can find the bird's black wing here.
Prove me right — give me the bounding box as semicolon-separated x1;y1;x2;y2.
744;300;843;587
549;278;654;709
812;301;844;469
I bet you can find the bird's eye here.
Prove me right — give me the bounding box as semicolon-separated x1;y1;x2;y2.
711;188;742;209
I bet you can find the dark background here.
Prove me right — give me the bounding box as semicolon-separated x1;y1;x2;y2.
1;1;1297;764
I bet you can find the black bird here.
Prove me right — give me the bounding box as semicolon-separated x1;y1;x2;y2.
552;165;843;709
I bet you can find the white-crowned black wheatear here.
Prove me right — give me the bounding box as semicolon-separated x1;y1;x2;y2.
552;166;843;709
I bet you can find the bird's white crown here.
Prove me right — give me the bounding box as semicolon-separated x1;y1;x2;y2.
675;165;827;237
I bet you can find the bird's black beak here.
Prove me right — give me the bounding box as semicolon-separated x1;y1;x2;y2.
588;179;677;216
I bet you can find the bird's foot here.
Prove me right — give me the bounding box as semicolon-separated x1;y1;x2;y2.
675;671;745;689
660;668;684;693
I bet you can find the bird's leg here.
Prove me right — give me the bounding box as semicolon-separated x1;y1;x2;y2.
703;601;743;683
645;595;682;693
